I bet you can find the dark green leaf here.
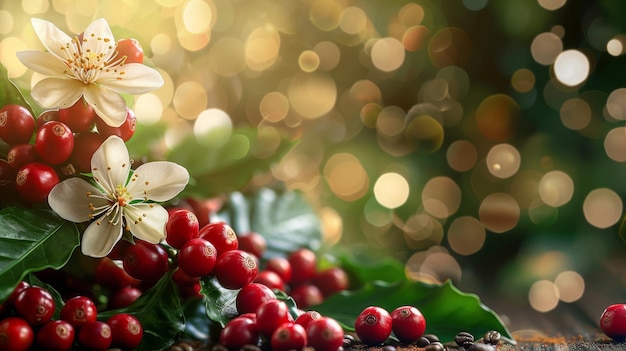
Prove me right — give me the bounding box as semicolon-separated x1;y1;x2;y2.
181;297;214;341
168;128;297;198
200;275;239;326
99;273;185;351
313;280;515;344
0;207;80;302
0;63;34;116
336;250;406;287
216;188;322;259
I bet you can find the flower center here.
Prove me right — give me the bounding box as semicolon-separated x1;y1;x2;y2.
60;33;126;84
114;184;132;207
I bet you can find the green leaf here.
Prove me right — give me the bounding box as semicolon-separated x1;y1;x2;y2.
216;188;322;259
200;275;239;326
336;250;406;287
0;63;35;116
0;207;80;302
99;273;185;351
168;128;297;198
313;280;515;345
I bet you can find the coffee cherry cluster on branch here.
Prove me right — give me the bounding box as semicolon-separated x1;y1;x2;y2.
0;281;143;351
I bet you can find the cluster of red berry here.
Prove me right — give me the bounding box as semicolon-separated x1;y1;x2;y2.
0;281;142;351
0;38;143;206
354;305;426;346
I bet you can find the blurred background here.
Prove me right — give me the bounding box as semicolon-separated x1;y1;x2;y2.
2;0;626;317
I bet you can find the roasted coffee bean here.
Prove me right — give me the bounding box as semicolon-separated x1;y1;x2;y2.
424;341;445;351
424;334;440;343
417;336;431;347
382;345;396;351
239;345;261;351
343;334;355;348
455;331;475;348
468;343;495;351
211;345;228;351
482;330;501;345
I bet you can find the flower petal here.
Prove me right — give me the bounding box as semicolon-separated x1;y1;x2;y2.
16;51;69;77
81;217;123;257
48;178;107;223
127;161;189;202
31;18;74;60
124;203;168;244
81;18;117;62
98;63;164;94
91;136;131;194
30;78;84;109
83;84;127;127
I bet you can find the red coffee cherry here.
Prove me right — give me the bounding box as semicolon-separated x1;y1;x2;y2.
294;310;322;330
199;221;238;257
312;267;349;297
94;257;140;290
106;313;143;350
7;144;39;170
36;109;60;131
5;281;30;307
355;306;393;345
288;248;317;286
95;107;136;141
178;238;217;277
15;162;60;204
14;286;55;326
214;249;258;290
290;284;324;309
236;282;276;315
601;304;626;340
306;316;344;351
391;305;426;344
60;296;98;330
265;256;292;284
237;231;267;259
108;287;142;310
35;121;74;165
115;38;144;64
36;320;75;351
255;299;291;338
77;321;112;351
271;322;307;351
69;132;106;173
171;267;200;287
254;270;285;291
58;97;96;133
219;316;259;351
165;209;199;249
0;104;35;146
122;240;169;281
0;317;34;351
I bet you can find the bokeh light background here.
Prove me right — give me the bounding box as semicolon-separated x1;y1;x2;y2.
3;0;626;314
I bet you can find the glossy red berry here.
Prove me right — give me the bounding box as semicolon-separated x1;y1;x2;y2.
35;121;74;165
15;162;60;204
255;299;291;337
198;221;238;257
237;231;267;259
178;238;217;277
214;249;258;290
108;287;142;310
115;38;144;64
171;267;200;287
58;98;96;133
107;313;143;350
313;267;349;297
391;305;426;344
265;256;292;284
165;209;199;249
306;317;344;351
94;257;140;290
95;107;136;141
77;321;112;351
123;241;169;281
290;284;324;309
6;281;30;307
236;282;276;315
288;248;317;286
294;310;322;330
601;304;626;340
60;296;98;329
36;320;75;351
355;306;393;345
14;286;55;326
69;132;105;173
7;144;39;170
0;104;35;146
271;322;307;351
254;270;285;291
220;317;259;350
36;109;60;131
0;317;34;351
